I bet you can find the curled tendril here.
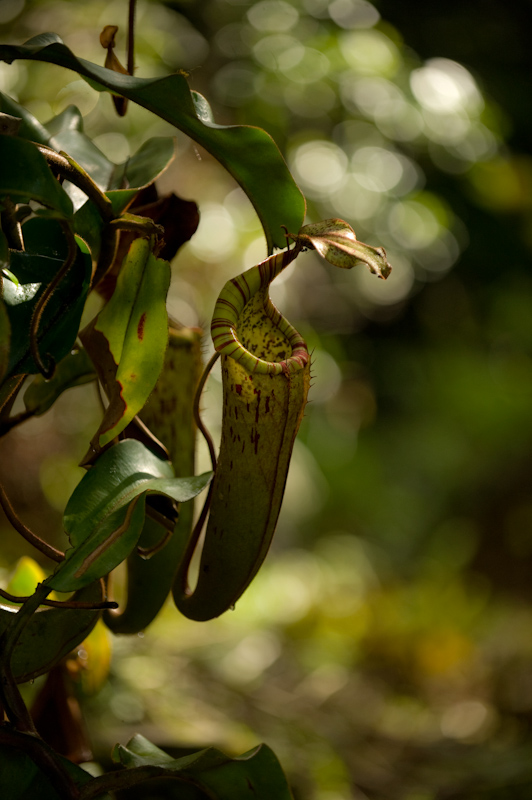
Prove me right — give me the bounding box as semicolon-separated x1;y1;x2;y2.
0;483;65;562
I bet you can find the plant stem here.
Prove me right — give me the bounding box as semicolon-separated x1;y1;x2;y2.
35;146;115;222
127;0;136;77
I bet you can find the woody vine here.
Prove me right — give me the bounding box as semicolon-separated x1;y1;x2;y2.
0;2;391;797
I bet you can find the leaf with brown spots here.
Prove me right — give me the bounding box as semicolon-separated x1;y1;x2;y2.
80;237;170;459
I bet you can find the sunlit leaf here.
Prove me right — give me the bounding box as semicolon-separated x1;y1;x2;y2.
46;439;211;592
113;734;294;799
0;34;305;252
80;237;170;451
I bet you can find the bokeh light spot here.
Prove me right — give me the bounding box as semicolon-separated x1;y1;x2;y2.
351;146;404;193
291;140;348;198
410;58;483;115
188;203;237;263
247;0;299;32
339;29;400;76
388;199;441;250
328;0;380;30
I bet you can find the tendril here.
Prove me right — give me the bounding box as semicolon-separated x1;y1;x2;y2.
0;483;65;563
0;586;118;610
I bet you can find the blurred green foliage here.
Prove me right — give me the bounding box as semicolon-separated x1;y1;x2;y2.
2;0;532;798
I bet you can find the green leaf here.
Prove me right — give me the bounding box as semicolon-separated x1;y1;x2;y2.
1;268;18;285
46;105;175;193
1;228;91;378
122;137;176;191
46;439;211;592
295;218;393;279
113;734;295;799
81;237;170;450
0;581;105;683
23;346;96;416
0;135;73;217
0;35;305;252
0;91;50;145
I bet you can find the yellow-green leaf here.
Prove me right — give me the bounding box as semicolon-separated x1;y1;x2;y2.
80;237;170;453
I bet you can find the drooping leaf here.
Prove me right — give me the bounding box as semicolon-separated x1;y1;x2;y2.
80;237;170;452
105;326;203;634
1;232;91;379
46;439;211;593
23;346;96;416
175;250;310;621
113;734;295;800
0;580;105;683
294;218;393;279
0;35;305;252
0;135;73;217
